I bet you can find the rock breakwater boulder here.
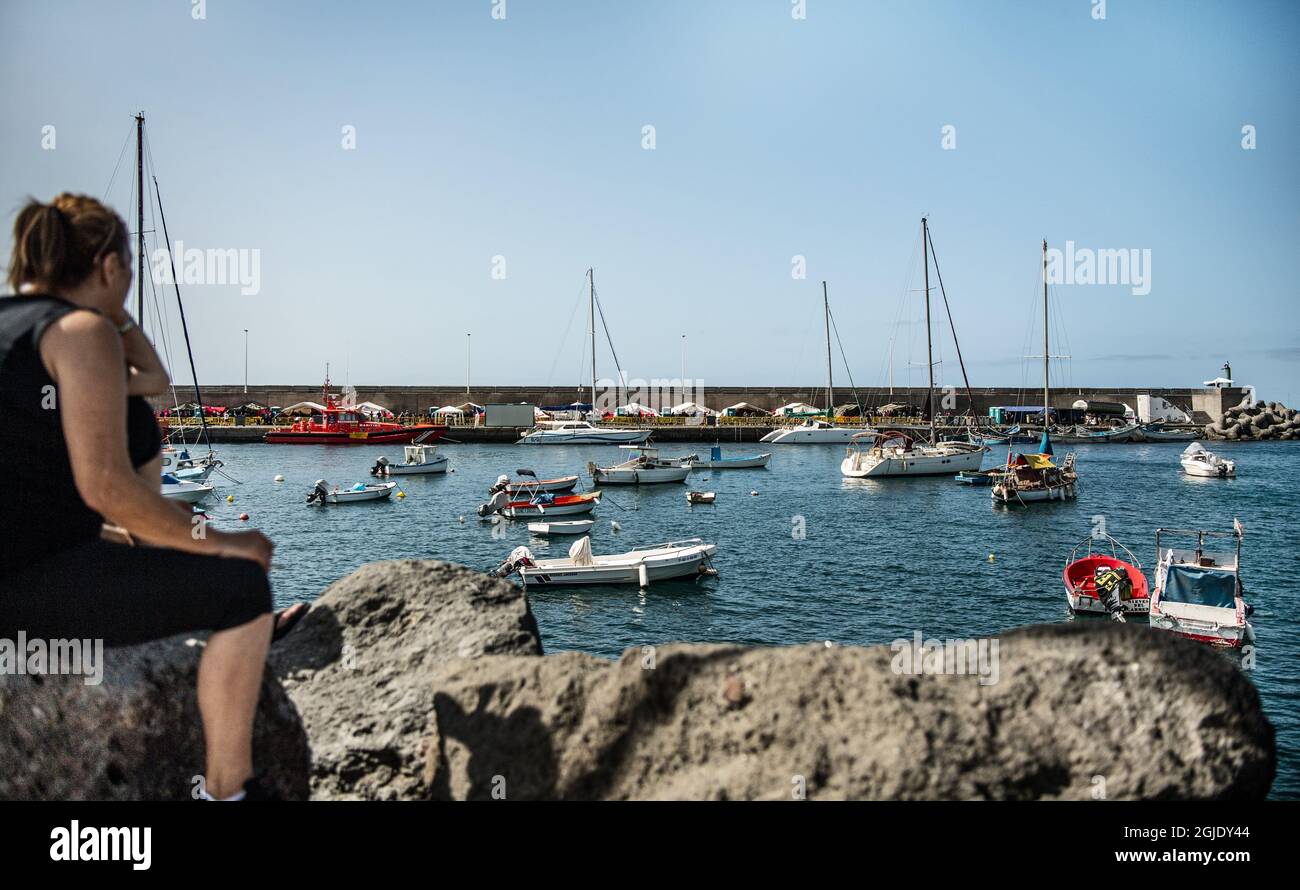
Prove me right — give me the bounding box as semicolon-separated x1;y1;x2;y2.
0;634;310;800
423;624;1274;800
269;560;543;800
1206;399;1299;440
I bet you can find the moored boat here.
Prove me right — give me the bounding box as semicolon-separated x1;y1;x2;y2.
762;419;867;444
160;474;213;504
841;431;985;478
479;489;602;519
307;479;397;504
1139;423;1200;442
1148;523;1253;648
502;472;579;494
527;519;596;536
589;446;693;484
490;536;718;587
1062;533;1149;618
517;420;651;445
1180;442;1235;478
990;449;1078;504
1069;423;1141;443
266;377;444;445
371;444;448;476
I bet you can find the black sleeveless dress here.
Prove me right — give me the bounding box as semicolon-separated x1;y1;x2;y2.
0;296;161;569
0;295;271;646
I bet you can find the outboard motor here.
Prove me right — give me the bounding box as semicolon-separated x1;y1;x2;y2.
306;479;330;505
1093;564;1128;622
489;546;535;578
488;474;510;496
477;489;510;518
370;457;389;477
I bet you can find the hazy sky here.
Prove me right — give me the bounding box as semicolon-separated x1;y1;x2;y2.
2;0;1296;401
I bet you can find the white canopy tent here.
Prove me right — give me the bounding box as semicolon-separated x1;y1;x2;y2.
721;402;771;417
281;401;327;416
615;402;660;417
434;405;464;417
354;400;393;417
669;402;717;416
774;402;823;416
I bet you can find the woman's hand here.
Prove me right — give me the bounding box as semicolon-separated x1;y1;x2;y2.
212;529;274;572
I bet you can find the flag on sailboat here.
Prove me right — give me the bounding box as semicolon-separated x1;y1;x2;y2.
1038;429;1054;457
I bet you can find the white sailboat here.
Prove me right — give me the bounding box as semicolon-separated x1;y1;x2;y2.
841;219;985;479
762;283;867;444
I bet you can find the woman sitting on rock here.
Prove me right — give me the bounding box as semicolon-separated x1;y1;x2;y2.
0;194;304;801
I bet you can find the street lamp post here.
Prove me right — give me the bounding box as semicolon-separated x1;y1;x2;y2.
466;333;471;396
243;329;249;393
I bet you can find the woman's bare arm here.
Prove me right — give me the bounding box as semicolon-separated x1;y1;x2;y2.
118;322;170;396
41;310;270;567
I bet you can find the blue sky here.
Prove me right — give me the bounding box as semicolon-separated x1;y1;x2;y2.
2;0;1297;401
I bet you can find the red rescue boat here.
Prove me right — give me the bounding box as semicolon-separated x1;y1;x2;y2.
1062;533;1149;618
264;378;445;445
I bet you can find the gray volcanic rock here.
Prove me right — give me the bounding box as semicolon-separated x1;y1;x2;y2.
0;634;309;800
423;624;1274;800
270;560;542;800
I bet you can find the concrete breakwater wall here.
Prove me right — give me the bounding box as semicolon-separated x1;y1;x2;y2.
163;384;1248;424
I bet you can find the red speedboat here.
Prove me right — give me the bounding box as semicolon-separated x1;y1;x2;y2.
1063;534;1149;619
264;380;444;445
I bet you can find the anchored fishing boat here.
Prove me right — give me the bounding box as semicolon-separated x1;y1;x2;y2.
496;471;579;495
1062;534;1149;618
307;479;397;504
589;446;693;484
689;446;771;469
842;432;984;478
160;474;213;504
266;376;444;445
490;537;717;587
686;490;716;504
370;444;448;476
1148;523;1253;648
1139;423;1200;443
1067;423;1141;443
990;448;1078;504
1181;442;1236;478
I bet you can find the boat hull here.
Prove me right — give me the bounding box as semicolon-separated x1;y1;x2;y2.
690;453;771;469
265;426;444;445
1181;459;1234;478
384;459;448;475
517;429;651;445
991;482;1077;504
527;520;595;536
762;427;864;444
519;543;716;587
1063;555;1150;615
160;482;213;504
505;476;579;494
593;466;691;484
841;448;984;478
323;482;397;503
501;493;601;518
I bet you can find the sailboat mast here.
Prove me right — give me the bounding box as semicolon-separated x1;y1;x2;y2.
923;217;935;444
1042;238;1050;430
823;281;833;416
589;268;597;413
135;112;145;331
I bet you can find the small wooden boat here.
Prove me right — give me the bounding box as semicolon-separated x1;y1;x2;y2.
490;537;717;587
371;444;448;476
1062;534;1149;618
954;470;1001;486
589;446;693;485
307;479;397;504
1068;423;1140;443
686;490;716;504
1139;423;1200;442
1180;442;1235;477
527;519;595;536
991;449;1078;504
689;446;771;469
1148;523;1253;648
160;474;213;503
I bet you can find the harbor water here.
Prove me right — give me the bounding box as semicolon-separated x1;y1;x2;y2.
200;440;1300;798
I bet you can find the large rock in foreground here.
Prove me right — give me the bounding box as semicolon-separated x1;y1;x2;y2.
423;624;1274;800
0;634;309;800
270;560;542;800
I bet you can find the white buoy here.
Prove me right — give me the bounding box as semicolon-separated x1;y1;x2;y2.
274;474;285;482
458;515;465;523
611;520;622;532
750;490;758;496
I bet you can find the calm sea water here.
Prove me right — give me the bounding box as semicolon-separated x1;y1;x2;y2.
199;439;1300;798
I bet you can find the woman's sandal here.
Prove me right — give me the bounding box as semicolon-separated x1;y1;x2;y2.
271;603;308;643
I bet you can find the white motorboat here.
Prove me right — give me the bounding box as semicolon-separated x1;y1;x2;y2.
527;519;595;536
504;473;579;494
689;446;771;469
160;474;213;503
491;537;718;587
1180;442;1235;478
517;420;651;445
761;418;867;444
307;479;397;504
161;447;221;482
841;432;985;478
1148;524;1253;649
371;444;448;476
589;446;693;484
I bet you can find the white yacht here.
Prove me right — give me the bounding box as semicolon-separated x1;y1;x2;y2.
841;432;984;478
762;418;868;444
517;420;651;445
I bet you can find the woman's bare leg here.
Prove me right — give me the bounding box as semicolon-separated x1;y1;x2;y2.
198;613;273;799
